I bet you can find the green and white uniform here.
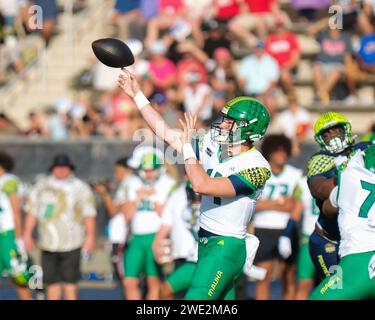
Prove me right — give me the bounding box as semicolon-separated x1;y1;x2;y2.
297;176;320;280
124;172;177;278
185;132;271;300
161;184;199;293
310;149;375;299
0;174;30;286
253;165;302;230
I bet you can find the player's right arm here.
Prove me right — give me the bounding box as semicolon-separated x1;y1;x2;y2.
118;69;183;153
306;154;336;200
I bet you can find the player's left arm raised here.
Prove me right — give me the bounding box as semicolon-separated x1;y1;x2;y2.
180;113;270;198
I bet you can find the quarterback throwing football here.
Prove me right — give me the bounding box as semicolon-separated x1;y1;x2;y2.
118;69;270;300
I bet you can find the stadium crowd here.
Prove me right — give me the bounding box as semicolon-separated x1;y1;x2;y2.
0;0;374;153
0;0;375;301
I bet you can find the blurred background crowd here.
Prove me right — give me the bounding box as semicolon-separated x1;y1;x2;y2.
0;0;374;152
0;0;374;300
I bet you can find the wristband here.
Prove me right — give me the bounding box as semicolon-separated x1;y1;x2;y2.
133;91;150;110
182;143;197;161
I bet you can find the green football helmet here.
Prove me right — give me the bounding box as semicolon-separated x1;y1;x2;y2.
314;112;354;154
138;152;163;183
138;152;163;170
211;97;270;145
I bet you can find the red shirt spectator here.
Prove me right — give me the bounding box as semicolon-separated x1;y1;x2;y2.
265;31;299;67
245;0;275;13
213;0;240;20
177;53;208;85
159;0;185;15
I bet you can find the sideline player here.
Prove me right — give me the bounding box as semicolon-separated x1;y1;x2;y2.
310;145;375;299
252;134;302;300
307;112;372;280
0;152;32;300
153;181;200;299
92;157;133;295
118;69;270;300
295;176;320;300
122;149;177;300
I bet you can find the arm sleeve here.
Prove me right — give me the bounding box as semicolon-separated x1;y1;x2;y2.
2;178;18;196
229;167;271;196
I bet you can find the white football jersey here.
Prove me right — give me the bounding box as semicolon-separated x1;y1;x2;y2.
253;164;302;230
197;132;271;239
330;150;375;258
300;176;320;236
125;172;177;235
108;177;130;244
0;173;21;232
161;184;198;262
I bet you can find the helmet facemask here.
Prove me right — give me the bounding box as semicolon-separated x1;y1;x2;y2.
210;115;258;146
315;123;352;154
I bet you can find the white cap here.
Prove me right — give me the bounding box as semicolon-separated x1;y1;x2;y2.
125;39;143;57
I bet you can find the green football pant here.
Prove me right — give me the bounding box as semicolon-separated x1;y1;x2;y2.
0;230;17;274
310;251;375;300
167;261;196;294
184;235;246;300
297;235;316;280
124;233;160;278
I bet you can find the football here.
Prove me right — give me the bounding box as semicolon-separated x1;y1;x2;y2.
91;38;135;68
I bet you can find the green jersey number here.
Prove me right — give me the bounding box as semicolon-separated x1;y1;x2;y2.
358;181;375;218
266;183;289;199
138;199;154;211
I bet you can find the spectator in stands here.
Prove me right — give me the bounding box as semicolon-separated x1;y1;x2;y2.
0;0;20;38
265;18;300;95
201;19;232;58
291;0;331;23
33;0;58;46
345;25;375;105
363;0;375;24
24;154;97;300
101;87;141;139
111;0;140;38
47;98;70;140
177;71;214;125
0;112;21;136
312;28;352;105
236;40;280;117
308;0;373;35
272;94;313;156
209;47;240;99
24;111;49;138
149;91;182;128
175;41;209;86
145;0;189;48
229;0;292;46
147;40;177;92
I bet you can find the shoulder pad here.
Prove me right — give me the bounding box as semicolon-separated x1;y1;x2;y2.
307;153;335;178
